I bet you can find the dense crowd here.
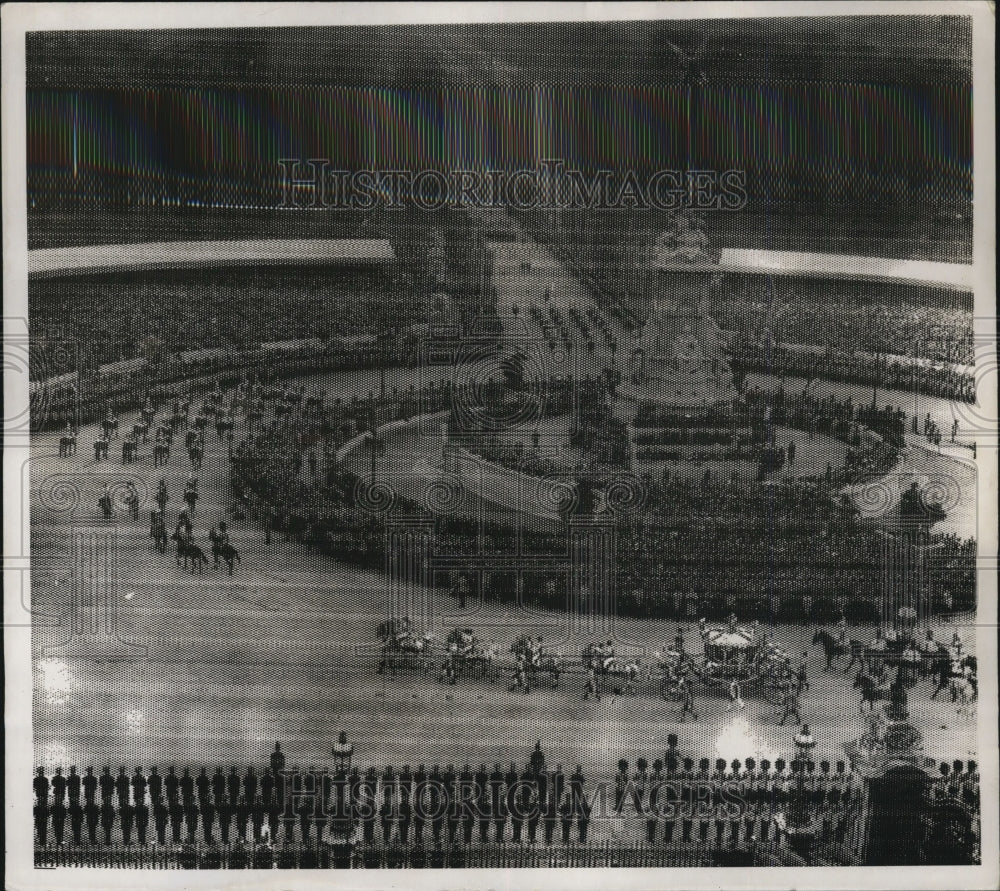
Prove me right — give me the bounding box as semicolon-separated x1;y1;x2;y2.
739;386;902;483
224;374;976;622
712;279;974;367
30;266;410;369
33;339;401;433
612;475;976;622
731;342;975;403
570;379;631;466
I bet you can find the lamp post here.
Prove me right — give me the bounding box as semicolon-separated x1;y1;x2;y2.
332;731;354;773
368;397;377;485
786;723;816;858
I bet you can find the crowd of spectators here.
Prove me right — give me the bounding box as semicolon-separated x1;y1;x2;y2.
570;379;631;466
611;474;976;622
730;342;975;403
30;266;409;370
738;385;903;483
32;338;401;433
224;374;975;624
712;278;974;367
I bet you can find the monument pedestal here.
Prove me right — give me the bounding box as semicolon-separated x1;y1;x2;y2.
843;703;937;865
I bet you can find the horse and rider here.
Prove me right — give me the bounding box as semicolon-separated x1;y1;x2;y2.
183;476;199;513
509;655;531;695
931;655;977;706
445;628;498;680
205;521;240;575
813;621;893;675
149;510;168;553
209;521;230;567
853;664;892;712
171;518;208;573
375;618;433;675
652;646;697;700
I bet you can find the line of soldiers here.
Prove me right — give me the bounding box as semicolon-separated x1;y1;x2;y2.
34;756;981;851
609;754;865;846
33;757;594;848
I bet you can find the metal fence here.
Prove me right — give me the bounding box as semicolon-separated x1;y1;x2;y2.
35;840;772;869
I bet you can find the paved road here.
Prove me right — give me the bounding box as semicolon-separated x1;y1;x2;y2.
29;234;981;804
31;374;978;795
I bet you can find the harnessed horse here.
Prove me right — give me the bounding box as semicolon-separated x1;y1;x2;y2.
582;644;640;695
376;631;434;675
853;670;891;712
812;629;853;671
510;637;562;687
445;631;499;681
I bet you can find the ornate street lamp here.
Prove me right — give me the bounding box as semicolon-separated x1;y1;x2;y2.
332;731;354;772
786;724;817;858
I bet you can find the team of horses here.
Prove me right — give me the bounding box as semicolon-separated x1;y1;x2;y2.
370;622;977;718
813;628;977;712
373;626;692;699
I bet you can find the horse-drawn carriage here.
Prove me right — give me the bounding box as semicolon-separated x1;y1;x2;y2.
443;628;499;681
375;618;435;675
647;645;702;700
581;642;642;694
812;613;952;681
511;636;564;687
696;616;789;704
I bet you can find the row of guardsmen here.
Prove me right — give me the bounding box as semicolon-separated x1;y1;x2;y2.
35;762;596;847
34;757;980;849
612;755;865;811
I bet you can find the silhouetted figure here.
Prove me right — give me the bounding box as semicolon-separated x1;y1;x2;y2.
69;799;84;845
50;767;67;805
135;800;149;845
82;767;97;805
